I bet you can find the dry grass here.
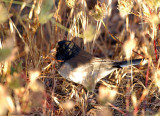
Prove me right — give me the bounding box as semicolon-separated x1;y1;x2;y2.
0;0;160;115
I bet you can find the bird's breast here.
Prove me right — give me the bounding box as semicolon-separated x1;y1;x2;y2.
57;62;90;84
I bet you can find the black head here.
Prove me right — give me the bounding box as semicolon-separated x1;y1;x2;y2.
56;40;81;61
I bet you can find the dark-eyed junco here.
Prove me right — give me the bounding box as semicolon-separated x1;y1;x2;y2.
55;40;143;91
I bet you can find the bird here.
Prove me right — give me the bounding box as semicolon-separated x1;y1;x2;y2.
55;40;143;91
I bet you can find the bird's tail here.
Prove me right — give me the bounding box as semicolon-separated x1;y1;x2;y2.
113;59;145;68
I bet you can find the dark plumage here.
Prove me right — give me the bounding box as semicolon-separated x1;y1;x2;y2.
55;40;143;91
